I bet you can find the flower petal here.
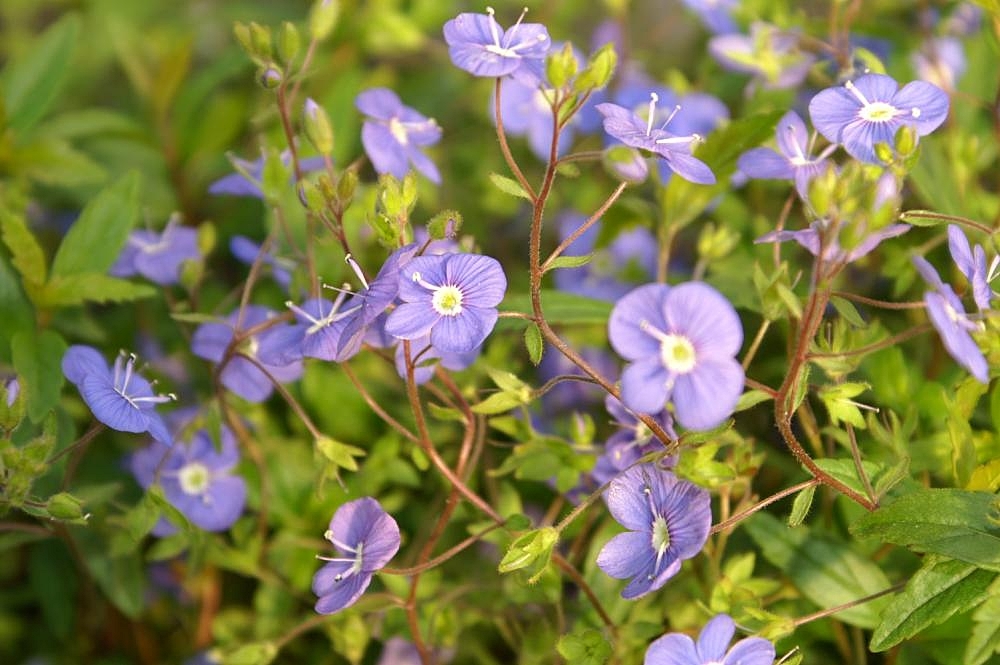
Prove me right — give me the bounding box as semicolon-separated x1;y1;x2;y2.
644;633;699;665
313;566;372;615
697;614;736;661
722;637;776;665
362;121;409;179
620;358;671;415
596;531;655;579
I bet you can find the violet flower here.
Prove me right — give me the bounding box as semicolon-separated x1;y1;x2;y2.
681;0;739;34
913;37;967;91
737;110;836;198
443;7;551;85
230;236;295;292
948;224;996;311
755;220;910;264
191;306;303;403
262;293;365;366
709;22;815;90
313;497;401;614
130;425;247;535
110;216;200;286
608;282;744;431
209;152;325;199
597;463;711;599
357;88;442;184
62;346;174;444
596;94;715;185
592;395;675;487
385;253;507;354
644;614;776;665
808;73;950;164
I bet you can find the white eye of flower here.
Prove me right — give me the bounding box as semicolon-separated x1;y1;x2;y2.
178;462;211;495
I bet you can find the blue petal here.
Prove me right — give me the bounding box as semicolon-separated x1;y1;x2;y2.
893;80;949;136
362;121;409;179
722;637;776;665
738;147;793;180
620;359;670;415
80;374;148;433
596;531;654;579
697;614;736;662
62;345;110;385
644;633;699;665
313;564;372;615
355;88;403;120
672;357;744;431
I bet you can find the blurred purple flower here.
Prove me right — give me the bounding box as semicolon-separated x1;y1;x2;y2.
110;216;200;286
809;73;949;164
592;395;675;486
948;225;996;311
755;220;910;264
191;306;303;403
709;23;815;90
313;497;401;614
5;377;19;408
230;236;295;292
443;8;551;85
495;78;570;161
737;110;836;198
386;253;506;354
357;88;442;184
681;0;739;34
913;255;988;383
597;463;711;599
209;152;325;198
913;37;966;91
537;345;618;415
609;282;744;431
131;425;246;535
62;346;173;444
644;614;775;665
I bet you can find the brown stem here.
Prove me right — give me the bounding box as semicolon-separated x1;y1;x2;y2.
792;582;905;627
493;78;537;202
710;478;822;534
541;181;628;272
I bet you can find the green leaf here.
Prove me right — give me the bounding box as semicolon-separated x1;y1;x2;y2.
787;484;816;527
830;295;866;327
13;137;108;188
0;13;80;134
734;389;773;412
500;291;613;327
471;392;524;415
0;206;47;289
12;329;67;422
524;322;543;365
37;273;157;307
556;628;612;665
489;172;532;200
870;555;996;651
221;641;278;665
498;526;558;583
968;587;1000;665
544;254;593;271
745;512;892;628
50;172;141;278
851;489;1000;571
316;436;366;473
0;252;34;357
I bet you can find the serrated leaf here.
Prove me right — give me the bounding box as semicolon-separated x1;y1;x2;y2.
12;329;67;422
851;489;1000;571
524;322;543;365
0;13;80;134
50;172;140;278
38;273;156;307
787;484;816;527
870;555;996;651
489;172;532;200
0;207;47;289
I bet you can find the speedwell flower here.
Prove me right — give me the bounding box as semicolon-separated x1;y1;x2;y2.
62;346;174;444
737;110;837;198
808;73;949;164
608;282;743;431
755;220;911;264
313;497;401;615
443;7;551;85
385;253;507;354
357;88;442;184
709;22;815;90
592;395;675;487
947;225;996;312
644;613;776;665
597;463;711;599
110;215;200;286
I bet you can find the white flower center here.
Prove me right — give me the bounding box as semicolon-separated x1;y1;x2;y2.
483;6;545;58
178;461;211;495
321;530;367;582
388;117;409;145
859;101;898;123
660;334;697;373
432;285;464;316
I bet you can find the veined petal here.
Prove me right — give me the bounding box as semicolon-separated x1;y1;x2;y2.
63;345;110;385
604;467;655;530
808;86;861;144
596;531;655;579
609;283;672;361
624;557;680;598
893;80;949;135
313;566;372;615
430;308;496;353
80;375;148;433
722;637;776;665
672;357;744;431
738;147;794;180
362;121;409;180
644;633;699;665
443;254;507;307
664;282;743;357
406;146;442;184
620;359;671;415
851;73;900;104
840;117;898;164
697;614;736;662
355;88;403;120
660;151;716;185
385;302;440;341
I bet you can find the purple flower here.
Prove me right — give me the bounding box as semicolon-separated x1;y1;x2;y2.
130;426;247;535
357;88;442;184
191;306;303;402
597;463;711;599
709;23;815;90
495;77;571;161
681;0;739;34
596;94;716;185
914;255;989;383
948;225;996;312
913;37;967;91
209;152;326;199
110;217;200;286
737;110;837;198
230;236;295;291
385;253;506;354
443;8;551;85
755;220;910;264
644;614;776;665
808;73;950;164
263;292;365;365
4;377;19;408
337;244;422;350
394;333;480;385
609;282;744;431
592;395;675;486
313;497;401;614
62;346;173;444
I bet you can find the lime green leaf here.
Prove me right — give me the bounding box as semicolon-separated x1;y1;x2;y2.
0;206;47;289
524;322;543;365
0;13;80;134
557;628;612;665
471;391;524;415
968;586;1000;665
500;290;612;327
545;254;593;271
787;484;816;527
12;329;67;422
13;138;108;188
852;489;1000;571
50;172;141;278
735;389;772;412
37;273;156;307
871;555;996;651
489;172;532;200
221;641;277;665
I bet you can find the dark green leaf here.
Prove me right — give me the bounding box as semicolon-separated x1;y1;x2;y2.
787;484;816;527
500;291;612;327
29;540;76;641
556;628;612;665
12;329;67;422
50;172;141;278
871;555;996;651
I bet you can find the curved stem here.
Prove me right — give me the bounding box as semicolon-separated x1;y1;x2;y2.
710;478;822;535
792;582;905;628
830;290;925;310
901;210;994;235
541;181;628;272
493;78;537;202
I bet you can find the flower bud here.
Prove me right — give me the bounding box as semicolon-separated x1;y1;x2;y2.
277;21;301;65
46;492;87;521
574;42;617;93
546;42;577;89
303;98;335;155
257;66;282;89
309;0;341;42
249;22;273;60
1;377;23;433
336;170;358;207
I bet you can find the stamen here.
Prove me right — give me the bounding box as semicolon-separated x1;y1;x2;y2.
911;107;921;119
986;256;1000;283
657;105;682;131
324;530;357;554
485;6;502;48
786;123;806;161
286;300;323;327
411;271;439;291
344;254;370;290
645;93;659;136
655;133;701;146
844;80;870;106
507;7;529;44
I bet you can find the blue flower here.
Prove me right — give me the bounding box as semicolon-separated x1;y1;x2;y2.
130;425;247;535
913;255;989;383
644;614;775;665
597;463;711;599
62;346;174;444
709;22;816;90
596;94;716;185
592;395;675;487
313;497;401;614
608;282;744;431
755;220;910;264
947;225;996;312
443;7;551;85
110;216;201;286
913;37;967;91
209;151;326;199
737;110;837;198
681;0;739;34
808;73;950;164
191;306;303;403
356;88;442;184
264;294;365;365
230;236;296;292
386;253;507;354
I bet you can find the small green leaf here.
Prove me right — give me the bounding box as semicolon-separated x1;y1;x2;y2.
498;527;558;583
0;206;47;289
221;641;278;665
50;173;141;278
545;254;593;271
489;172;532;200
316;436;366;473
12;329;67;422
787;484;816;527
37;273;156;307
735;389;772;412
524;322;543;365
870;555;996;652
471;392;524;415
830;296;867;327
556;628;612;665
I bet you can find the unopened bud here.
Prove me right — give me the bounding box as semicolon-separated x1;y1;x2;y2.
258;66;282;89
337;170;358;206
233;22;254;55
47;492;86;521
309;0;341;41
303;98;335;155
277;21;301;65
249;22;273;59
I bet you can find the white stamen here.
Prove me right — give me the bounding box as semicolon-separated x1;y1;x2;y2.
657;104;682;131
344;254;370;290
844;80;870;106
645;93;659;136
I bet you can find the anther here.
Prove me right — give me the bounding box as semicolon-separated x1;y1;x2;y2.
344;254;370;290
